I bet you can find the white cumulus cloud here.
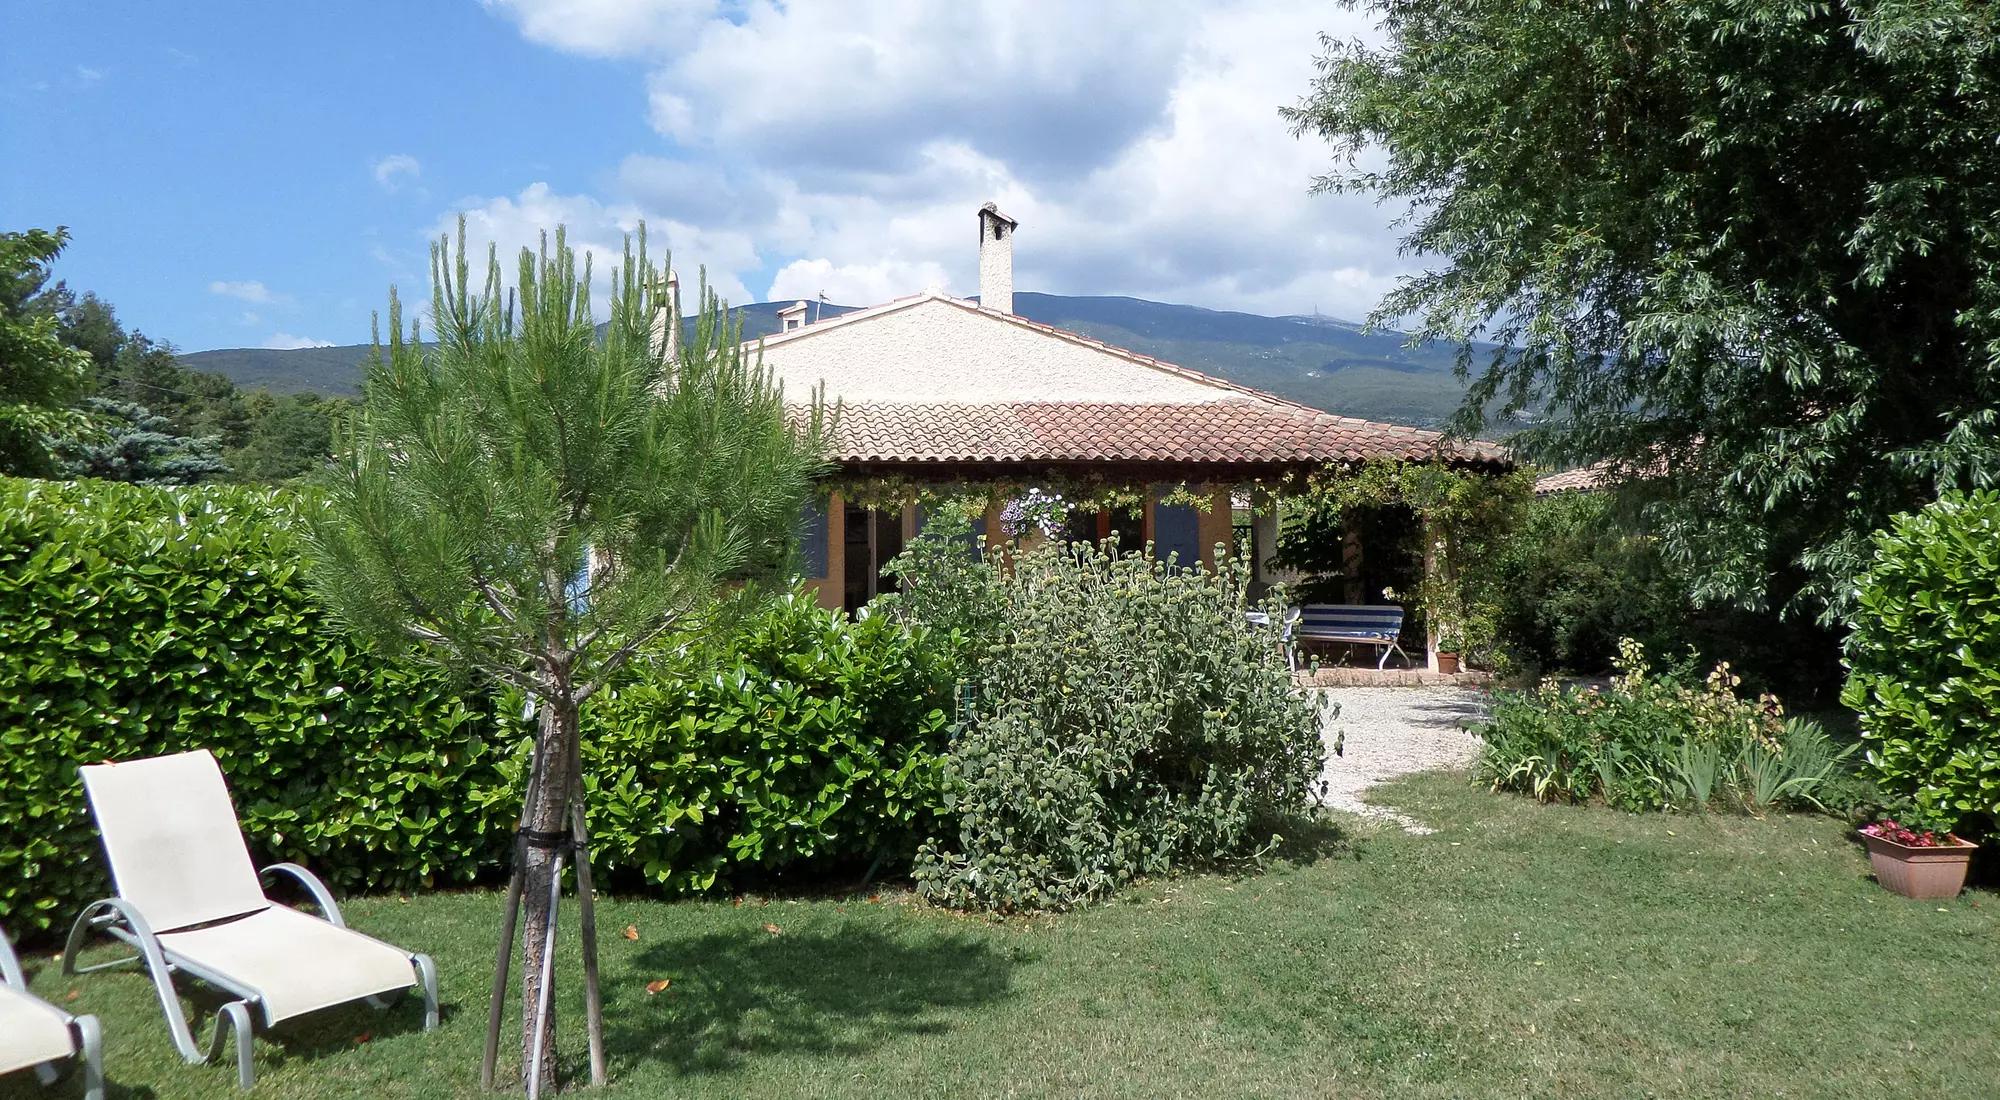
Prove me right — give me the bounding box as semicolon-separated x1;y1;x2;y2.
470;0;1401;320
767;257;955;308
432;183;756;312
373;154;422;191
209;279;277;303
478;0;715;57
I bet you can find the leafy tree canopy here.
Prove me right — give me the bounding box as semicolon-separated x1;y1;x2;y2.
23;265;351;484
0;228;93;475
1287;0;2000;618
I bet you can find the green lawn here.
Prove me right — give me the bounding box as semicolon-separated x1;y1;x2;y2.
10;772;1998;1099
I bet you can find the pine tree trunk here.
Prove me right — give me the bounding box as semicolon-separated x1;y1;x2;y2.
520;697;578;1094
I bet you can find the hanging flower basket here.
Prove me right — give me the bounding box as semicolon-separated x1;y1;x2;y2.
1859;820;1978;899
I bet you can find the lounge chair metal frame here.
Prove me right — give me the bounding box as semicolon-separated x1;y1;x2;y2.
2;929;104;1100
63;865;437;1091
1244;607;1304;671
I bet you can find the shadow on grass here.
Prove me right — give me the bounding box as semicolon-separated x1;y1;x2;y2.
601;924;1022;1078
1267;811;1354;866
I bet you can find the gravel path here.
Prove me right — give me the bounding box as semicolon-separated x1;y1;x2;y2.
1315;686;1490;833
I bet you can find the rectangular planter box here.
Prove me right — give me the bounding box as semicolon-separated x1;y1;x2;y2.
1862;832;1977;899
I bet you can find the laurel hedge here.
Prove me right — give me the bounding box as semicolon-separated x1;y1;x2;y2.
1844;490;2000;835
0;478;956;939
0;478;518;937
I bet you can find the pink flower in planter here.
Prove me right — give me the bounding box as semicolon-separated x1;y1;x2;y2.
1860;819;1950;847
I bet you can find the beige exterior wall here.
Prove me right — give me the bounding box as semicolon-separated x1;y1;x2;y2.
807;492;845;612
984;501;1004;558
1198;485;1233;570
755;295;1241;406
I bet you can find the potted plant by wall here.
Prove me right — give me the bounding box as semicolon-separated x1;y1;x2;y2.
1434;633;1464;675
1859;818;1978;899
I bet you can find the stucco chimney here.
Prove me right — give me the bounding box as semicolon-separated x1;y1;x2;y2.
777;300;809;332
978;202;1017;314
649;269;680;361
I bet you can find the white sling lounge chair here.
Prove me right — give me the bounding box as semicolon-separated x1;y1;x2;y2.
61;749;438;1090
2;928;103;1100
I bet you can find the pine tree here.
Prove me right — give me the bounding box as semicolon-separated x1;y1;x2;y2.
306;219;827;1092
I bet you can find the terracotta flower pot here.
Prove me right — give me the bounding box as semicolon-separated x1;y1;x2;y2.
1861;832;1977;899
1435;651;1461;675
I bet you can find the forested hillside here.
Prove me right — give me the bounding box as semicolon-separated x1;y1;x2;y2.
181;294;1487;428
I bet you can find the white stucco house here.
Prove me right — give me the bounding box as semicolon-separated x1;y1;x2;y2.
750;203;1504;613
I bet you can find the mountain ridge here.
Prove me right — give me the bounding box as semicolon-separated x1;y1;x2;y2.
179;292;1481;428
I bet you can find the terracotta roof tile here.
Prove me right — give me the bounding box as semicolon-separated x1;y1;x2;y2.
819;400;1502;466
758;291;1508;469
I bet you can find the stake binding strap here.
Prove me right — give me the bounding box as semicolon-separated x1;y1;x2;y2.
517;827;575;851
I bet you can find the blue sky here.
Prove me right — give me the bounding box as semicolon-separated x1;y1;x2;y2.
3;1;1397;353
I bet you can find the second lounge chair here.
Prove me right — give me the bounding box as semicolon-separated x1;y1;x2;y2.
2;926;103;1100
62;749;438;1090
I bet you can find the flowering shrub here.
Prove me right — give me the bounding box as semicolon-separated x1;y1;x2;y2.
999;488;1069;539
878;506;1004;685
1859;820;1961;848
1472;639;1853;813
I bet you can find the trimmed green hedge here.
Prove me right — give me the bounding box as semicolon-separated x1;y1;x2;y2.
0;478;515;937
0;478;955;938
1844;490;2000;834
583;591;954;894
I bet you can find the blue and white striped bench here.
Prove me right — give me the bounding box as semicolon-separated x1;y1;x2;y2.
1296;604;1412;669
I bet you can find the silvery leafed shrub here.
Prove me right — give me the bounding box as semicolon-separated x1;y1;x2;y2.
908;536;1325;913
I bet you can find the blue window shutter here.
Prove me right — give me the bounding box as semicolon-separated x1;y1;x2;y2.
1152;487;1199;568
798;499;829;578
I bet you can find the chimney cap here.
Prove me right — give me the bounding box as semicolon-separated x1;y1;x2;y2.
978;201;1017;229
